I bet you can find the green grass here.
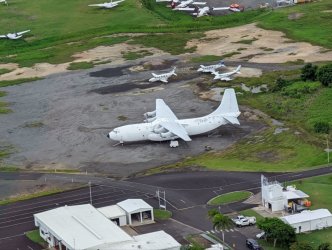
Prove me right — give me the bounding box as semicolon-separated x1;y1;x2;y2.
208;191;252;205
67;61;94;70
258;0;332;49
0;77;42;87
0;165;20;172
297;227;332;249
240;209;264;223
154;209;172;220
190;55;224;63
26;230;47;246
122;50;153;60
0;144;14;161
0;68;13;75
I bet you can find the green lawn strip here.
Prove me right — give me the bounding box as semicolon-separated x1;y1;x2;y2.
257;0;332;49
240;209;264;223
258;240;284;250
122;50;153;60
0;165;20;172
26;230;47;247
67;61;94;70
153;209;172;220
208;191;252;205
0;185;85;205
0;68;13;75
190;55;224;63
0;77;42;88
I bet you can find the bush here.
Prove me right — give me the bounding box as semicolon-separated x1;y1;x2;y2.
301;63;317;81
317;64;332;87
281;81;320;98
290;242;314;250
272;77;288;92
313;121;330;134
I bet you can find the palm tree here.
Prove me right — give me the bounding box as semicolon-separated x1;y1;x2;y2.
208;209;219;220
212;213;234;242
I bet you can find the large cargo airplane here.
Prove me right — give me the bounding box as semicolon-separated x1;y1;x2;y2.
107;88;240;143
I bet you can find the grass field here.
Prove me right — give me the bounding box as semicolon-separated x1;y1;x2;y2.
208;191;252;205
153;209;172;220
67;61;94;70
26;230;46;246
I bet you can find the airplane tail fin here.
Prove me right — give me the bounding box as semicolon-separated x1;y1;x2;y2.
211;88;240;123
220;60;226;67
235;65;241;74
172;67;177;76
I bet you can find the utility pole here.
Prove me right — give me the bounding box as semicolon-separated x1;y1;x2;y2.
89;181;92;205
327;135;330;164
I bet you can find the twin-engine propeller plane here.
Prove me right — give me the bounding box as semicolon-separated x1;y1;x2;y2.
171;0;206;9
88;0;125;9
197;60;226;73
212;65;241;81
149;67;177;83
0;30;30;40
107;88;240;144
178;4;243;17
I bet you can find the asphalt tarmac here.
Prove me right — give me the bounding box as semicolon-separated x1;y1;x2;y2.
0;166;331;250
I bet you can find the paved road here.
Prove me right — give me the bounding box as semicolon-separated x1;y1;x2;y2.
0;166;331;249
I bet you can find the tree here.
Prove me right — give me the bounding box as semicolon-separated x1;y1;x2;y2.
208;209;219;220
318;243;331;250
290;242;314;250
317;64;332;87
272;77;288;92
212;213;234;242
314;121;330;134
301;63;318;81
257;217;296;248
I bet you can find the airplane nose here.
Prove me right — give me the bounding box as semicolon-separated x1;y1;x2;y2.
106;133;110;138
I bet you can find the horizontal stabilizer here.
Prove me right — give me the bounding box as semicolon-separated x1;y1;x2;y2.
223;116;240;125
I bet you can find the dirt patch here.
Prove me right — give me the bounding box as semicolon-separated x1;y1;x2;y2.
0;44;167;81
288;12;304;20
186;23;332;63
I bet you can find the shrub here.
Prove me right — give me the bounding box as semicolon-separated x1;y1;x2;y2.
314;121;330;134
290;242;314;250
301;63;317;81
272;77;288;92
317;64;332;87
281;81;320;98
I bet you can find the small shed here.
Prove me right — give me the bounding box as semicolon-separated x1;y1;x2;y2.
98;205;127;226
117;199;154;225
281;209;332;233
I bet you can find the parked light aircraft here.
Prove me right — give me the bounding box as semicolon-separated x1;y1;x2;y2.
172;0;206;9
212;65;241;81
0;30;30;40
149;67;177;83
88;0;125;9
0;0;8;5
107;88;240;143
197;61;226;73
178;4;242;17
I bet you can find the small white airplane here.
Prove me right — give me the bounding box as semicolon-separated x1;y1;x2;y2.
0;30;30;40
179;4;242;17
212;65;241;81
172;0;206;9
0;0;8;5
107;88;240;143
197;60;226;73
88;0;125;9
149;67;177;83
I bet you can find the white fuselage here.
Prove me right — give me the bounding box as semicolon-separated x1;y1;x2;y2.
109;114;228;142
196;7;209;17
198;64;223;73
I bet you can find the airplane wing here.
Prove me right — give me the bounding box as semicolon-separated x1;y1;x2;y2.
152;73;158;77
89;4;106;7
221;77;231;81
192;2;206;4
223;116;240;125
160;78;168;83
0;35;7;38
17;30;30;36
176;7;195;11
156;99;178;120
212;7;230;11
160;121;192;141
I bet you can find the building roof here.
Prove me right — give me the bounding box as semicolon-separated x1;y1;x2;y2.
98;205;126;219
282;209;332;225
283;189;309;200
100;230;181;250
34;204;133;250
117;199;153;213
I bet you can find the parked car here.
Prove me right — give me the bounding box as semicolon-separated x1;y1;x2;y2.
246;238;261;250
233;215;256;227
256;231;265;239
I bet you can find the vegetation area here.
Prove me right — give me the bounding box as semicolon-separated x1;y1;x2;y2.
153;209;172;220
208;191;252;205
0;68;13;75
190;55;224;63
122;50;153;60
26;230;47;246
0;77;42;88
67;61;94;70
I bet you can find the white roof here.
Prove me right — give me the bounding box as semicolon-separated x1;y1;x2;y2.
98;205;126;219
117;199;153;213
283;189;309;200
34;204;132;250
99;230;181;250
282;209;332;225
